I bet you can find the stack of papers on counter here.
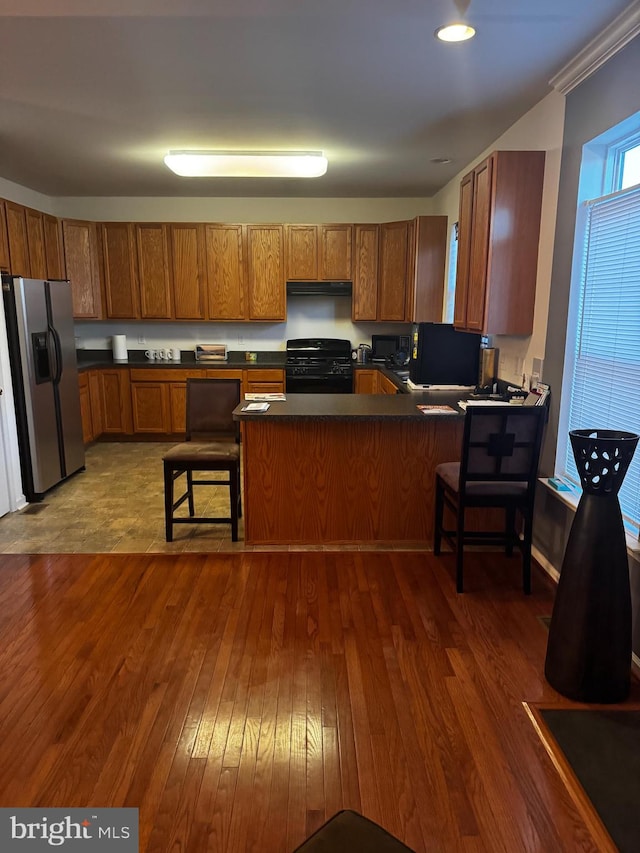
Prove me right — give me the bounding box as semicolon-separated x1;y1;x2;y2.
244;393;286;401
241;402;270;412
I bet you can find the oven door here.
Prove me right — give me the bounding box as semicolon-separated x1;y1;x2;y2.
286;373;353;394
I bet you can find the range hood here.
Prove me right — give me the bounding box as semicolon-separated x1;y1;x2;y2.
286;280;352;297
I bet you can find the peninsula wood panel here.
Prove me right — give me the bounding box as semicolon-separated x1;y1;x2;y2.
204;224;247;320
136;223;172;319
242;418;464;544
169;223;206;319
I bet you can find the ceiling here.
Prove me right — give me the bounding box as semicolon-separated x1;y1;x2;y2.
0;0;634;199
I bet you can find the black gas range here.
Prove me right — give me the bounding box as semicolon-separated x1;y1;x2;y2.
285;338;353;394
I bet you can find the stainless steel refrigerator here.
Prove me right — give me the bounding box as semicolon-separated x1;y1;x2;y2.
2;275;85;501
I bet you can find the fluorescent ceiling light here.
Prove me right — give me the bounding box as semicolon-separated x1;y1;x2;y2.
164;150;328;178
435;23;476;42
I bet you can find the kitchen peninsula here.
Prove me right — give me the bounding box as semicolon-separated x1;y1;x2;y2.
234;392;466;546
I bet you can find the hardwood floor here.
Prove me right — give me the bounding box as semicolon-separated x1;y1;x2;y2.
0;549;633;851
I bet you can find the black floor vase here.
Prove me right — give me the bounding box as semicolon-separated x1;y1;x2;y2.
545;430;639;703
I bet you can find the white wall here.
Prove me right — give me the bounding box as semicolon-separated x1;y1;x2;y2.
431;90;566;386
0;177;56;216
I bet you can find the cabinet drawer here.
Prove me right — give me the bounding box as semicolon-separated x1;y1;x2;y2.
244;369;284;383
129;368;202;382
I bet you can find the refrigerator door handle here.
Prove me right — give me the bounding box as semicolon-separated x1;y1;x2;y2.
49;324;63;384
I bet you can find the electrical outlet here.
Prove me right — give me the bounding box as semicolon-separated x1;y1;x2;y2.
238;334;244;345
138;335;145;345
532;357;544;381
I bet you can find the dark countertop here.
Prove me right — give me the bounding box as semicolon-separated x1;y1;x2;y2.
234;390;467;421
76;349;288;371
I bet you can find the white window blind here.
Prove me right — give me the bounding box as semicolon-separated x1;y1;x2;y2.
564;183;640;527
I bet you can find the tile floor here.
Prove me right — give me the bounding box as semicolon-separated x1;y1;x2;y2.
0;442;430;554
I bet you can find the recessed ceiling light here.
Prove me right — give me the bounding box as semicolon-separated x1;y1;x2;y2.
164;150;328;178
435;23;476;43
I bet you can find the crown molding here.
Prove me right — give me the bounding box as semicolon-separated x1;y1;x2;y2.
550;1;640;95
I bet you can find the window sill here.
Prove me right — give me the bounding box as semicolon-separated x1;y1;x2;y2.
539;477;640;556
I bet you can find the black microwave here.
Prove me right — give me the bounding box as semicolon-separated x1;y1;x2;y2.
371;335;399;362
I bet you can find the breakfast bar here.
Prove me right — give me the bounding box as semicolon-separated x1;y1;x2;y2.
234;392;466;546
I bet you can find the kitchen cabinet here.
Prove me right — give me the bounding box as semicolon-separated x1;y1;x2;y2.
454;150;545;335
62;219;103;319
78;373;93;444
129;368;201;434
285;225;317;280
170;223;206;320
136;223;172;319
243;369;285;395
378;373;399;395
5;201;30;277
25;207;47;279
405;216;447;323
43;214;65;279
99;369;133;434
378;220;410;321
352;224;379;321
354;369;378;394
285;224;352;282
205;224;247;320
246;225;285;320
320;224;352;280
0;201;9;272
101;222;139;319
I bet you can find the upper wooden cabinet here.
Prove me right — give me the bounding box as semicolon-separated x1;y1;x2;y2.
169;223;206;320
285;224;352;282
246;225;285;320
205;224;247;320
285;225;317;280
405;215;447;323
101;222;139;319
352;224;379;321
25;208;47;279
43;214;65;279
5;201;30;277
454;150;545;335
62;219;103;319
378;220;410;321
136;223;172;319
0;201;9;272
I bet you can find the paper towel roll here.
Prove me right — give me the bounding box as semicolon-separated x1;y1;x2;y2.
112;335;127;362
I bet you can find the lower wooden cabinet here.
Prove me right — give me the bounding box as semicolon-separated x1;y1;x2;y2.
78;369;106;443
243;369;285;395
378;373;399;395
354;370;378;394
129;368;201;434
100;369;133;435
78;373;93;444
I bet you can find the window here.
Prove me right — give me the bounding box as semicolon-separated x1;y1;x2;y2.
559;124;640;531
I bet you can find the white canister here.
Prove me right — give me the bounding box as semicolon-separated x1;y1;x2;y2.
112;335;127;362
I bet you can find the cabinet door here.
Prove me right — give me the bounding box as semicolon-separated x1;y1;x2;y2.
354;370;378;394
205;224;247;320
101;222;139;319
170;223;206;320
88;370;103;439
5;201;30;277
352;224;379;321
320;224;352;280
99;369;133;434
378;374;398;395
43;214;65;280
62;219;102;319
136;223;172;319
78;374;93;444
169;383;187;433
407;216;447;323
453;172;474;329
466;157;493;332
378;220;409;321
131;382;171;433
285;225;318;280
25;208;47;279
0;201;9;272
246;225;285;320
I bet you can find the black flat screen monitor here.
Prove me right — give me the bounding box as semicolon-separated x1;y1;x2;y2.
410;323;481;386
